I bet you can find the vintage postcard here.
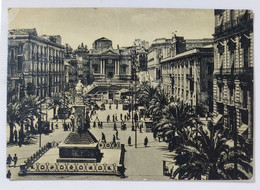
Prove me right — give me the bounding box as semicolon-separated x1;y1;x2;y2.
5;7;253;182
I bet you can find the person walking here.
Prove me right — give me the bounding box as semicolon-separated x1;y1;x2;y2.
101;132;106;143
51;123;54;130
6;170;11;179
144;136;148;147
13;154;18;168
115;129;120;140
6;154;12;167
14;128;18;144
120;113;123;121
112;135;116;145
107;115;110;123
128;136;131;146
113;122;117;131
93;121;96;128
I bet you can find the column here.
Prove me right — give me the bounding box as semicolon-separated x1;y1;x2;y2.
114;60;117;75
100;60;103;74
103;60;105;75
117;60;120;75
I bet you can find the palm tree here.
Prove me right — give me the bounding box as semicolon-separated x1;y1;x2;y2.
19;95;44;135
7;102;21;143
147;89;169;122
46;93;63;119
154;102;200;150
172;121;253;180
137;82;157;110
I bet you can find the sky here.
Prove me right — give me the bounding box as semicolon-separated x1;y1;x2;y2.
8;8;215;50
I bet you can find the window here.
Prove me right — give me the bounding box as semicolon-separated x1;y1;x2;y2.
229;86;234;104
93;64;99;73
18;56;23;72
122;66;127;74
242;90;248;108
219;86;223;101
244;47;249;68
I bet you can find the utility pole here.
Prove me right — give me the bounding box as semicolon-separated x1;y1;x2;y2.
134;68;137;148
39;97;42;148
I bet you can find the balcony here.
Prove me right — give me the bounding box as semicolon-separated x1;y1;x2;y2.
186;74;193;80
8;73;23;80
214;67;253;76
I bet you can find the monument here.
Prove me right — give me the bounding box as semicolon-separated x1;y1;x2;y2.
57;80;103;163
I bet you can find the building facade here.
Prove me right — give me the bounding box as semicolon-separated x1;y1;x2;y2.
147;38;172;86
161;46;214;113
213;10;253;141
7;28;65;102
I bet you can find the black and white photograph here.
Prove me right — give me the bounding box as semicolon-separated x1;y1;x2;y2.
1;0;258;188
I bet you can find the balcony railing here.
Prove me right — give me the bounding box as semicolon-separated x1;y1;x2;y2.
214;67;253;76
8;73;23;80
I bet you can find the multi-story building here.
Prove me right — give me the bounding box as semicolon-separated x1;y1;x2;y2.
7;28;65;102
213;10;253;141
147;38;172;86
147;35;213;87
72;37;133;100
161;46;214;113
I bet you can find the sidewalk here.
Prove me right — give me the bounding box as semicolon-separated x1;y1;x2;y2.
6;118;71;180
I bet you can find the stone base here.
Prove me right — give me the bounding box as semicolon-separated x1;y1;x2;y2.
56;158;97;163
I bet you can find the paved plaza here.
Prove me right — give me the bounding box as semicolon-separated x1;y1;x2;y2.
6;103;175;180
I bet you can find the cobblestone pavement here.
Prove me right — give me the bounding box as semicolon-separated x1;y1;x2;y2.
6;103;176;181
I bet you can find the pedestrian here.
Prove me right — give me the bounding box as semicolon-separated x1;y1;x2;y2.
101;132;106;143
51;123;54;130
139;122;143;133
14;128;18;143
6;170;11;179
124;115;127;121
144;136;148;147
113;135;116;145
112;115;115;122
107;115;110;123
6;154;12;167
13;154;18;168
120;113;123;121
115;129;120;140
98;121;101;128
100;121;103;128
113;122;117;131
128;136;131;146
93;121;96;128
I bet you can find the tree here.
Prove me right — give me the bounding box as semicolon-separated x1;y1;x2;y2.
172;121;253;180
137;82;157;110
147;89;169;122
7;102;21;143
153;102;200;150
46;93;63;119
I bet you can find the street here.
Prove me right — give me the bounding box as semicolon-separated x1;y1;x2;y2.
6;103;175;180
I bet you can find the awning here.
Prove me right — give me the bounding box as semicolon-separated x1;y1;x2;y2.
238;124;248;135
213;114;223;125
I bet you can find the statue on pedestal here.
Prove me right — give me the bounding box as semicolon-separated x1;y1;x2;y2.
76;80;84;95
75;80;84;105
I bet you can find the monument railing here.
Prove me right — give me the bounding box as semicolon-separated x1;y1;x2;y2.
27;162;119;175
98;141;121;149
19;141;60;175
